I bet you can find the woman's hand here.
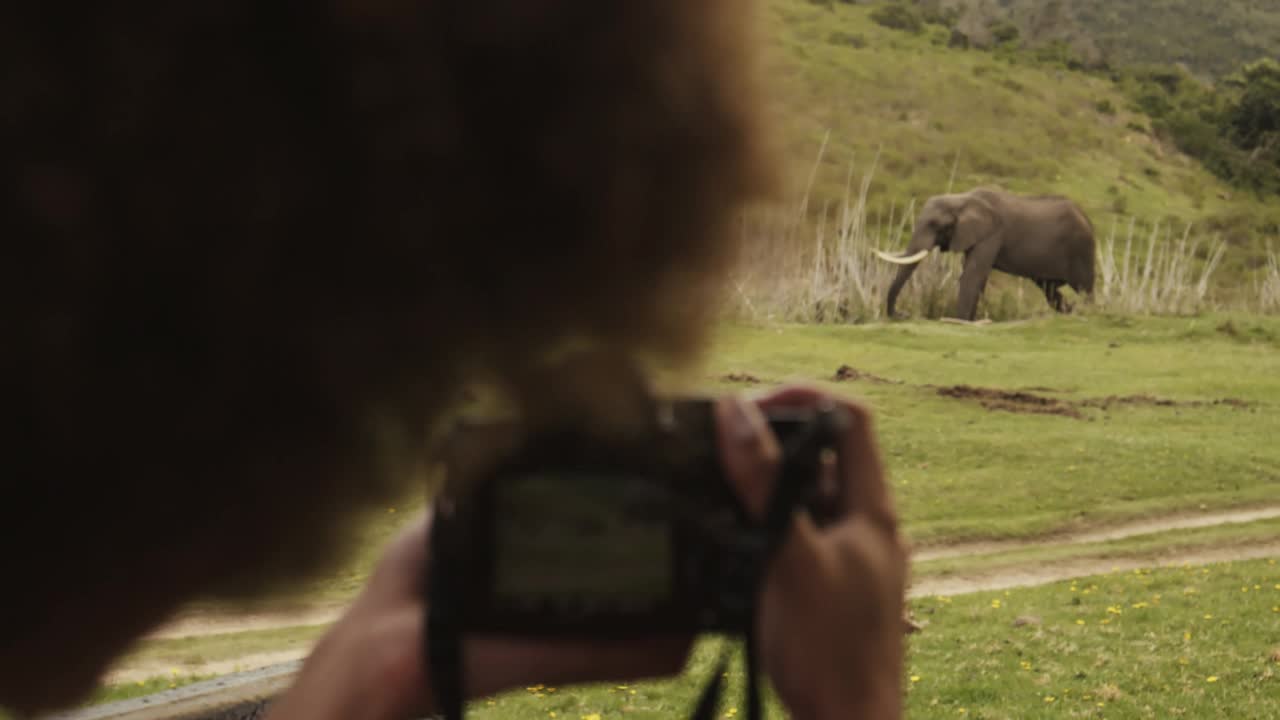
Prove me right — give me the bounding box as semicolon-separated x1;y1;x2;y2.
268;383;905;720
715;386;907;720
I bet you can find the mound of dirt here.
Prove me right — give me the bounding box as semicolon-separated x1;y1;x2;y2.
833;364;900;384
721;372;762;385
936;385;1084;419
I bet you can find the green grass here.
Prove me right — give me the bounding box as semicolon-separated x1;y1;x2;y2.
700;315;1280;544
460;558;1280;719
903;557;1280;719
760;0;1280;280
87;675;209;705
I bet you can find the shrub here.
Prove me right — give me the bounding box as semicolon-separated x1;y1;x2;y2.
870;3;924;34
989;21;1020;47
1095;98;1117;115
829;30;867;49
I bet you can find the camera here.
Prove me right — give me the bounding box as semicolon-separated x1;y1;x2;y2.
426;396;849;637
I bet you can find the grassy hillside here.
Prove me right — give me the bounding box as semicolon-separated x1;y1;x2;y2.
932;0;1280;81
757;0;1280;286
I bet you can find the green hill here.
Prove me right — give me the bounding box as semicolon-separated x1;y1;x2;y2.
923;0;1280;81
759;0;1280;280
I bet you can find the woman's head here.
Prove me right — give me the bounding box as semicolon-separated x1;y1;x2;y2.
1;1;776;712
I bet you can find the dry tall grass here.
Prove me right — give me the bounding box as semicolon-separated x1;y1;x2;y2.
1093;217;1226;315
1256;245;1280;313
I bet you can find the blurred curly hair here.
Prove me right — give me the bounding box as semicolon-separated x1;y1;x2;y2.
0;0;776;713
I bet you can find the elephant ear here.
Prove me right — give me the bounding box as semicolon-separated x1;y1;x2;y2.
951;197;1001;255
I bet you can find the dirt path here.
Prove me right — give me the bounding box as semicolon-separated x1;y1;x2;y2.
909;540;1280;598
145;606;347;640
102;652;309;686
912;504;1280;562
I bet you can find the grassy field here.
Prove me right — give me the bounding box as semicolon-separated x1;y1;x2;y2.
49;314;1280;719
700;315;1280;544
902;557;1280;719
419;558;1280;720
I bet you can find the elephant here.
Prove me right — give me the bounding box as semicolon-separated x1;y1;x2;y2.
874;187;1096;321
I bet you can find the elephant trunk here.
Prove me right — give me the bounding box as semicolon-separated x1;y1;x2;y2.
885;229;934;317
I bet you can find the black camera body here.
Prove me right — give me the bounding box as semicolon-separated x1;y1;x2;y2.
427;397;847;638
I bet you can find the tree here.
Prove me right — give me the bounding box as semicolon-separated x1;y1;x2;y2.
1225;58;1280;151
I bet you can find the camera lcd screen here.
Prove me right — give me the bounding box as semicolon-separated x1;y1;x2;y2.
492;471;673;605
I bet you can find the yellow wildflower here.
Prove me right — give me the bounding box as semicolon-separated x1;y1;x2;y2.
1206;676;1219;683
911;675;921;683
1044;696;1056;703
1075;619;1085;625
991;599;1002;609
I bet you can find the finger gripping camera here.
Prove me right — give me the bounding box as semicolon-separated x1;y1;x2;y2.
426;397;848;637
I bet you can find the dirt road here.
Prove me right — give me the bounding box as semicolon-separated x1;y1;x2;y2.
107;505;1280;684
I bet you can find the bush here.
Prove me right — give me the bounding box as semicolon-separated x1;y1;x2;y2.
829;30;868;49
870;3;924;34
989;21;1020;47
1095;98;1117;115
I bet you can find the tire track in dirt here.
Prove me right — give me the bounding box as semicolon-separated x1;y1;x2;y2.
912;505;1280;562
908;541;1280;598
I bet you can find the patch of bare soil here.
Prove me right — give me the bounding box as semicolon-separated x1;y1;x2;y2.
833;365;901;384
720;372;763;385
1081;394;1252;410
935;385;1252;419
935;385;1085;419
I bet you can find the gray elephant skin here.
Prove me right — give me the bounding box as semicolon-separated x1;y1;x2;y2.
876;188;1096;321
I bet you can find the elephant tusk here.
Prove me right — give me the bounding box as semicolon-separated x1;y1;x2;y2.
872;248;930;265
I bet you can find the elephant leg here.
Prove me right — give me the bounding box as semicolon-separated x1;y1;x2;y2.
956;245;999;321
1038;280;1066;312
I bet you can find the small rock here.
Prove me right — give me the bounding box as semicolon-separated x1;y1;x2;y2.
1012;615;1042;628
